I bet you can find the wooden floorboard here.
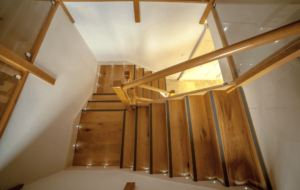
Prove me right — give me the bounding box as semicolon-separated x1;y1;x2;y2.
168;100;190;177
122;110;136;168
97;65;134;93
136;106;150;171
87;102;124;110
188;95;221;181
73;111;123;166
152;103;168;174
212;89;263;186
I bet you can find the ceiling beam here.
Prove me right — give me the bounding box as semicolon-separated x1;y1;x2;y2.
199;0;213;24
58;0;75;23
62;0;209;3
133;0;140;23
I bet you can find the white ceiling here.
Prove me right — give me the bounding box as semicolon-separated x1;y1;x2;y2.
65;2;208;73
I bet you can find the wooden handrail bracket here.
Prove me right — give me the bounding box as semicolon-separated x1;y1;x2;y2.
138;84;170;95
113;80;133;110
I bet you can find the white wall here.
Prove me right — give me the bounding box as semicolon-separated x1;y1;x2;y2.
22;167;248;190
0;5;97;190
243;58;300;190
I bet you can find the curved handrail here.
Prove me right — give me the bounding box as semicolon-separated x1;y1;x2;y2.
123;20;300;90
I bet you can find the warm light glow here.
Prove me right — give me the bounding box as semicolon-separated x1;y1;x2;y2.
186;177;188;179
76;125;78;128
164;174;167;176
73;145;75;147
260;28;263;30
213;181;216;184
224;26;228;31
245;188;248;190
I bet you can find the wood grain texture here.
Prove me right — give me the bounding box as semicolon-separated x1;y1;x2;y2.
138;84;169;95
188;95;221;181
199;0;213;24
133;0;140;23
212;90;263;186
152;79;160;100
168;100;190;177
159;77;166;98
87;102;124;110
124;182;135;190
113;80;132;111
122;110;136;168
73;111;123;166
136;106;150;171
0;71;28;139
92;94;119;101
152;103;168;174
58;0;75;23
63;0;209;3
203;92;225;184
135;67;144;97
97;65;135;93
143;71;152;99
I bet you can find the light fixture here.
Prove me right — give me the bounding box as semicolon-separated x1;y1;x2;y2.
146;171;148;173
260;28;263;30
186;177;188;179
73;145;75;147
104;166;106;168
240;64;242;65
98;73;100;75
25;52;31;58
51;0;55;5
245;187;248;190
213;181;216;184
76;125;78;128
224;26;228;31
84;108;87;110
164;174;167;176
86;166;89;168
275;40;278;43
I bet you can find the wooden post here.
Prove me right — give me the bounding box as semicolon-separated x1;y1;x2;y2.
113;80;132;110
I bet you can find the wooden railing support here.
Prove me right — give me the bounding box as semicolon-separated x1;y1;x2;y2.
113;80;132;110
138;84;170;96
123;21;300;90
136;97;153;102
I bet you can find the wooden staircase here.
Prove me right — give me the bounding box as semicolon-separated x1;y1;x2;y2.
73;64;272;190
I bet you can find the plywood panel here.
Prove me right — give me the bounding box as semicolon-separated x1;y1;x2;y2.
152;103;168;174
188;95;221;181
92;94;119;101
152;79;160;100
73;111;123;166
87;102;124;110
136;106;150;170
122;110;136;168
168;100;189;177
135;67;144;98
212;90;263;186
144;71;152;99
97;65;134;93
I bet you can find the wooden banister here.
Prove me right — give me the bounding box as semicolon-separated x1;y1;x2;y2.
113;80;132;110
136;97;153;102
138;84;170;95
123;21;300;90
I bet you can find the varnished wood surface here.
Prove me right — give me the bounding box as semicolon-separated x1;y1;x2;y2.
143;71;152;99
203;92;225;184
123;21;300;90
136;106;150;170
199;0;213;24
188;95;221;181
124;182;135;190
168;100;189;177
87;102;124;110
122;110;136;168
133;0;140;23
212;90;263;186
135;67;144;97
152;103;168;174
152;79;160;100
92;94;119;101
0;45;55;85
113;80;132;111
158;78;166;98
63;0;209;3
73;111;123;166
97;65;134;93
138;84;170;95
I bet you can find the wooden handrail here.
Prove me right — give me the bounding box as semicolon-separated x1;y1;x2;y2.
123;21;300;90
136;97;153;102
113;80;132;110
138;84;170;95
137;82;235;106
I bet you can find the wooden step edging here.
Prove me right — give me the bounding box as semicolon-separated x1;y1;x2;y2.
185;96;198;181
209;91;229;187
165;100;173;178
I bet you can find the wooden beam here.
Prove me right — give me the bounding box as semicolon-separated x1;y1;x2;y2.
0;45;56;85
133;0;140;23
211;5;237;79
123;20;300;90
0;72;28;139
113;80;132;110
58;0;75;23
227;36;300;93
124;182;135;190
199;0;213;24
30;2;59;64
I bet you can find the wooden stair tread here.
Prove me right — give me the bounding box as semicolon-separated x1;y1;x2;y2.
92;94;119;101
122;110;136;168
87;101;125;110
